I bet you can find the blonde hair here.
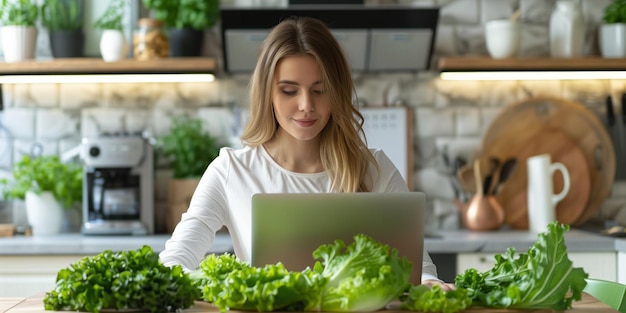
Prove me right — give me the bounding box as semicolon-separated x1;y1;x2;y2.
240;16;378;192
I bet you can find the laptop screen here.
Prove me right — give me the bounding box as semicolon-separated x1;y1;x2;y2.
251;192;425;284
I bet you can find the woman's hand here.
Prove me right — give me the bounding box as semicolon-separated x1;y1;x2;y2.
421;279;456;291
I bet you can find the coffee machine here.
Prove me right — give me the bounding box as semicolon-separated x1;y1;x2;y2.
81;136;154;235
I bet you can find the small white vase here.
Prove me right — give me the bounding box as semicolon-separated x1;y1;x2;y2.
549;0;585;58
99;29;128;62
600;23;626;58
1;25;37;62
25;191;64;236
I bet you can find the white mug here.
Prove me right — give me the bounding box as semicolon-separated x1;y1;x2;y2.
527;154;570;233
485;19;521;59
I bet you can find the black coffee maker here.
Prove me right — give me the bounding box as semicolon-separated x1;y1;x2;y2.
81;136;154;235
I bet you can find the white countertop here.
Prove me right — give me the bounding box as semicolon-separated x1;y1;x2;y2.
0;228;620;256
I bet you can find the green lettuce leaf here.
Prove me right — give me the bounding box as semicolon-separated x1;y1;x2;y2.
194;253;322;312
455;222;588;310
400;284;472;313
305;233;413;312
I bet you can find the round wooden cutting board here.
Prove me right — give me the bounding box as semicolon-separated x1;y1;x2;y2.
480;97;615;228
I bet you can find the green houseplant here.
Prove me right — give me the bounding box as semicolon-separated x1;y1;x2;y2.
159;114;222;232
1;155;83;235
92;0;128;62
601;0;626;57
141;0;220;56
0;0;39;62
41;0;85;58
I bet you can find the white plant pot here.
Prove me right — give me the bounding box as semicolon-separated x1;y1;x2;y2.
99;29;128;62
600;23;626;58
1;25;37;63
25;191;64;236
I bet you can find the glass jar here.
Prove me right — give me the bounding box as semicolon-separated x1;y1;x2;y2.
133;18;169;60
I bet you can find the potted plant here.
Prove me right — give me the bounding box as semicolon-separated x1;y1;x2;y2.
92;0;128;62
41;0;84;58
158;114;221;233
0;0;39;62
600;0;626;58
141;0;220;56
1;155;83;236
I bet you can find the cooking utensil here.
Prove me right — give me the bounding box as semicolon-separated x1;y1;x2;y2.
482;157;500;195
490;157;517;195
481;97;606;228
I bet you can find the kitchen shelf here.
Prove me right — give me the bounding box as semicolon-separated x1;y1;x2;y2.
0;57;217;75
438;56;626;71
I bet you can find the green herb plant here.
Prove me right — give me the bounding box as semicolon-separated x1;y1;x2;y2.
1;155;82;209
92;0;126;31
141;0;219;30
41;0;82;31
0;0;39;26
43;245;199;313
604;0;626;23
159;114;221;179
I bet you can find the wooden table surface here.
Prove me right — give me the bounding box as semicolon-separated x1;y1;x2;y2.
0;293;618;313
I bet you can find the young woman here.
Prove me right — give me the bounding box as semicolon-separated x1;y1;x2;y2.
159;16;454;290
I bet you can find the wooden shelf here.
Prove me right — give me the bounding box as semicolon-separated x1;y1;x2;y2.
0;57;217;75
438;56;626;71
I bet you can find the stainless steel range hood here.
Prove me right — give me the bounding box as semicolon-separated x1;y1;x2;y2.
220;6;440;73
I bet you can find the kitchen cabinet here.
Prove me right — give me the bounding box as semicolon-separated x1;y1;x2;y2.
0;255;86;297
457;252;617;281
617;252;626;284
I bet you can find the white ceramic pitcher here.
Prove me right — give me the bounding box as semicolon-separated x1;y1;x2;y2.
527;154;571;233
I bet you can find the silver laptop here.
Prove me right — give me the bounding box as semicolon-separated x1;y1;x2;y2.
251;192;425;284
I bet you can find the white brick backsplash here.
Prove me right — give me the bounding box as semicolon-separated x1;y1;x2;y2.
28;84;58;108
416;107;455;137
198;107;236;144
480;107;503;134
479;80;522;107
58;137;81;162
416;167;456;199
35;109;79;139
455;24;487;55
13;139;57;163
455;107;481;136
2;108;35;138
434;24;458;55
0;131;12;169
59;83;101;109
439;0;480;24
178;82;222;106
0;1;623;230
81;108;127;137
519;24;550;56
481;0;518;23
519;80;564;98
521;0;555;24
102;83;160;108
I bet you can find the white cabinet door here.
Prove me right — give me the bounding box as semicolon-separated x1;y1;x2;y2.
0;255;86;297
457;252;617;281
618;252;626;284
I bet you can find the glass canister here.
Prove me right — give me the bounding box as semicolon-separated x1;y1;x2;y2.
133;18;169;60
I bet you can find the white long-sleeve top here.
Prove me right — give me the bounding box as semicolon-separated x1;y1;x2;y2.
159;145;441;282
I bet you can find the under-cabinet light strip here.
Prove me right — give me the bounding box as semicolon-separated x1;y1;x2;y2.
440;71;626;81
0;74;215;84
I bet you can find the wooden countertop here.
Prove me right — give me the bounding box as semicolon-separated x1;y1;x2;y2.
0;293;618;313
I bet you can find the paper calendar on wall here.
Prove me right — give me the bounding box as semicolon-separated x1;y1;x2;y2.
361;107;413;189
